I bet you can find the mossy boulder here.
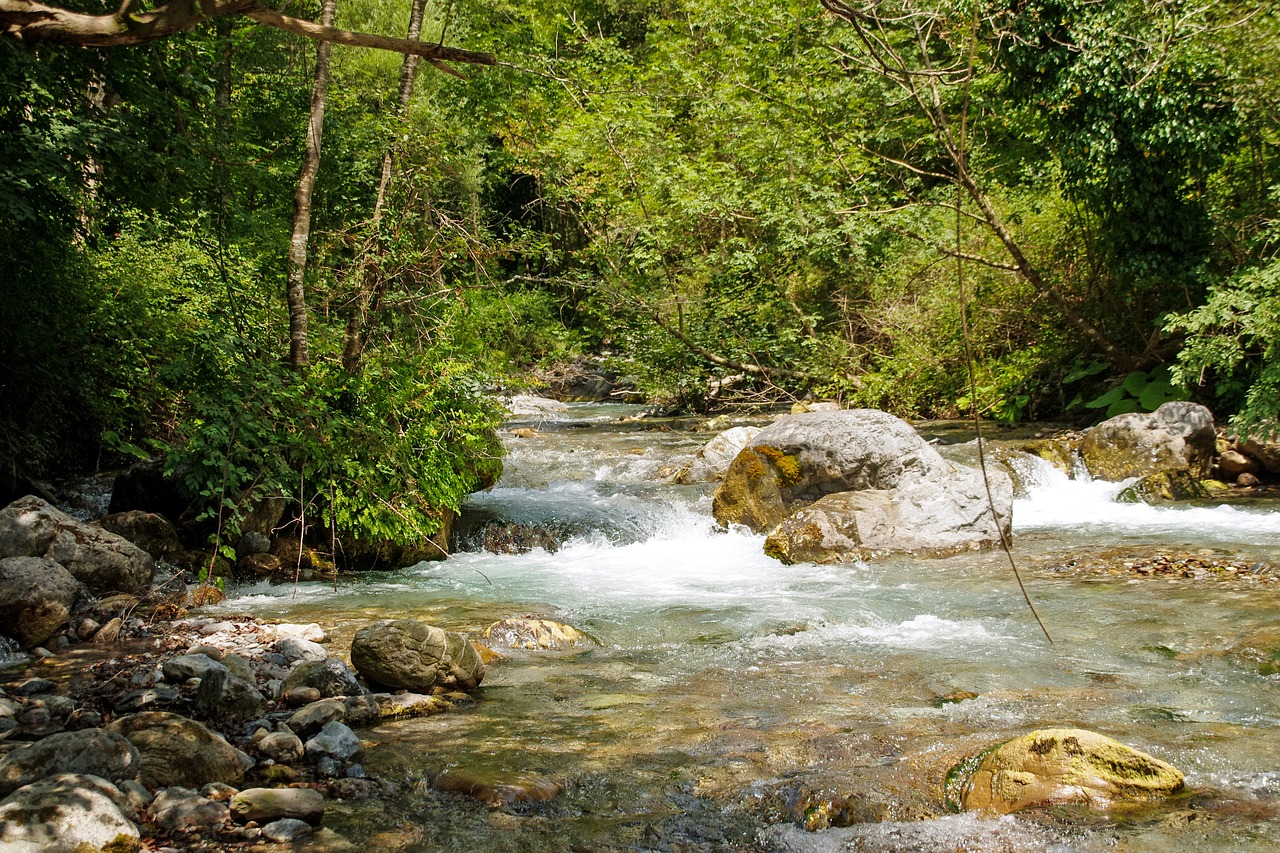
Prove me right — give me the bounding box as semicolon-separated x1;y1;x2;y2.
956;728;1184;814
1117;469;1212;503
1080;402;1215;481
714;410;1012;562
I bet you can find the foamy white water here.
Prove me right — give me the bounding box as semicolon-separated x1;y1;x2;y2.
1011;453;1280;544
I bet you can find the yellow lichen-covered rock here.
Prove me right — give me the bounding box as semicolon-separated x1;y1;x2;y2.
483;617;594;651
958;728;1184;814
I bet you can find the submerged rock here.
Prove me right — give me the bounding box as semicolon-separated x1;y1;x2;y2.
714;410;1011;562
435;767;562;809
483;618;594;650
956;728;1185;814
1080;402;1216;481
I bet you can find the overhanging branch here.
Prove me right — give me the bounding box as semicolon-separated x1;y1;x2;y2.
0;0;497;70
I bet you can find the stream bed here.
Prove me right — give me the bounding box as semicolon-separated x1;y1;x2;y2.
216;404;1280;852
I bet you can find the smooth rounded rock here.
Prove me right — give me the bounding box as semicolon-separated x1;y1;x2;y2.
107;711;246;789
230;786;325;825
957;728;1185;814
0;728;140;797
483;618;593;651
0;773;139;852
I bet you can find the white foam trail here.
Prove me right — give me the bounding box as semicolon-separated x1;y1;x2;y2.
1012;455;1280;543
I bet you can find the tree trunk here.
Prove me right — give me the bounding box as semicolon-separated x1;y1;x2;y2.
340;0;426;375
285;0;335;370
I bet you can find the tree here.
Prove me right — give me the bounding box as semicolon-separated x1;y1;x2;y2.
285;0;336;369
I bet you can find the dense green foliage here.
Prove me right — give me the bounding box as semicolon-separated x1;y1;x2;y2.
1;0;1278;549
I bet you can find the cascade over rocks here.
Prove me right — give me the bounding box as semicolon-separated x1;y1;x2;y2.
956;728;1185;814
1079;402;1216;481
0;495;154;594
713;410;1012;562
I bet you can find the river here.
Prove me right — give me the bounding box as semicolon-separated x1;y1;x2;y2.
216;403;1280;852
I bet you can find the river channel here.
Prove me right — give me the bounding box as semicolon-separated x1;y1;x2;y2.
216;403;1280;852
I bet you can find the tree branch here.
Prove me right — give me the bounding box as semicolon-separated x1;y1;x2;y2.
0;0;497;70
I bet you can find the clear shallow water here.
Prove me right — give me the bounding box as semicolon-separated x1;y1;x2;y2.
218;406;1280;852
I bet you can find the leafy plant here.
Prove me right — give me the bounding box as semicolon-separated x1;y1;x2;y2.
1082;367;1189;419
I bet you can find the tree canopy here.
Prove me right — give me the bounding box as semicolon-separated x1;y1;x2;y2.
2;0;1277;556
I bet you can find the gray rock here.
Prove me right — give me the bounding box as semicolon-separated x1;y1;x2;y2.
287;698;348;739
107;711;246;789
0;773;139;852
237;531;271;557
351;619;485;694
0;728;140;797
0;495;154;594
150;786;230;832
98;510;184;561
0;556;79;648
713;409;1012;561
274;622;330;643
306;721;364;764
194;666;267;721
263;817;315;842
506;394;569;416
1080;401;1217;481
283;657;363;698
277;636;329;665
764;479;1014;564
162;652;227;683
114;685;182;713
257;731;304;765
676;426;762;484
230;786;325;825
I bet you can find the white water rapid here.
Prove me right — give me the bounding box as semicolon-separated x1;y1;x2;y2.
219;404;1280;852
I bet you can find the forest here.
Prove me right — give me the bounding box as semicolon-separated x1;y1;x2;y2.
2;0;1278;557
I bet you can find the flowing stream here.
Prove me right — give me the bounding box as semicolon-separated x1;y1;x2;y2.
218;404;1280;852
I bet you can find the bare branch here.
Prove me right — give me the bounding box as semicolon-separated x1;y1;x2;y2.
0;0;497;69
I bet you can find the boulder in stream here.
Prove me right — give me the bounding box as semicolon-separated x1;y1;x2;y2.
713;410;1011;562
955;728;1185;814
0;495;154;594
1079;402;1216;481
351;619;485;693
